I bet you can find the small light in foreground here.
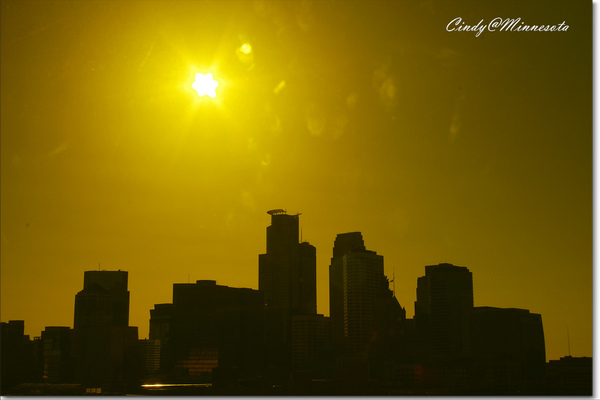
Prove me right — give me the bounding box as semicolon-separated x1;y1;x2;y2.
192;72;219;98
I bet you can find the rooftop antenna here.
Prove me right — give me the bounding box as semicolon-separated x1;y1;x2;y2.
567;326;571;356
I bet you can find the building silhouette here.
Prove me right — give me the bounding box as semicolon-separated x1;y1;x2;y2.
258;209;317;378
1;320;39;392
329;232;368;349
259;210;316;315
545;356;593;395
0;217;579;395
330;232;383;360
149;280;265;383
41;327;74;383
414;263;474;365
469;307;546;394
72;270;140;387
74;270;130;329
329;232;406;381
148;303;174;375
291;314;332;377
138;339;160;377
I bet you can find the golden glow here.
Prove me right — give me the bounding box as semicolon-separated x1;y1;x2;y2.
192;73;219;98
0;0;592;367
240;43;252;55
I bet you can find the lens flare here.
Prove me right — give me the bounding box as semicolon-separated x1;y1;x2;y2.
240;43;252;55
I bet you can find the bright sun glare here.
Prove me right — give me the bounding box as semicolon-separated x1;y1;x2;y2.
192;73;219;98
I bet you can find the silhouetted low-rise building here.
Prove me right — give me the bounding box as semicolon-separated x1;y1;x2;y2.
41;326;74;383
469;306;546;395
1;320;41;393
138;339;160;378
150;280;265;383
291;314;332;378
545;356;592;396
71;325;140;386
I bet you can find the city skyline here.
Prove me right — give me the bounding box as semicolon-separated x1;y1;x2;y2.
0;220;587;394
1;212;580;363
1;0;591;368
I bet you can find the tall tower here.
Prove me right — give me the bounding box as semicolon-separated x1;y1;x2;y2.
329;232;366;347
259;209;316;315
258;209;316;378
329;232;390;361
74;270;129;329
72;270;139;385
414;263;474;363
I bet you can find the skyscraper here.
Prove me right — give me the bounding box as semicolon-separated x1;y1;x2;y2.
298;242;317;315
329;232;403;369
259;209;316;315
414;263;474;363
258;209;317;377
329;232;367;348
72;270;139;386
74;270;130;329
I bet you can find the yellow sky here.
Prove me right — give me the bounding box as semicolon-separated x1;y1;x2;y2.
1;0;592;362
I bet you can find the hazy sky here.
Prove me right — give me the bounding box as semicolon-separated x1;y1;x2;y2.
1;0;591;362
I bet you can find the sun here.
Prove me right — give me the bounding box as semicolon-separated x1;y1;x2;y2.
192;73;219;98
